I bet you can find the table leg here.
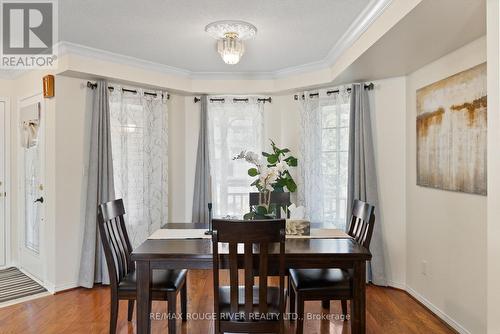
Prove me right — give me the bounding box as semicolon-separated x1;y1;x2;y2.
351;261;366;334
136;260;152;334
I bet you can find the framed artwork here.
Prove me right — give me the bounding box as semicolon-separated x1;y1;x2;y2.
416;62;487;195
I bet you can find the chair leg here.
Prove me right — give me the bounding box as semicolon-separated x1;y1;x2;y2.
214;317;220;334
127;300;134;321
110;293;119;334
296;294;305;334
181;281;187;321
341;300;348;320
289;278;296;317
321;300;330;309
168;291;177;334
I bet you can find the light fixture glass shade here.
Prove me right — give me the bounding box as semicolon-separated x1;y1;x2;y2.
205;20;256;65
217;36;245;65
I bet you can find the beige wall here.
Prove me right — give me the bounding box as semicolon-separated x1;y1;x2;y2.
405;37;487;334
53;76;88;290
370;77;407;288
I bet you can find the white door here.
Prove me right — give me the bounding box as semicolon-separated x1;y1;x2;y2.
0;101;5;267
18;97;45;282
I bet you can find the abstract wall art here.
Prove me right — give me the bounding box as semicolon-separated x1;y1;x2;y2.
416;62;487;195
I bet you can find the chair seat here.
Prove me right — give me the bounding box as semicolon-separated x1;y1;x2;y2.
289;268;351;291
218;286;283;321
119;269;187;292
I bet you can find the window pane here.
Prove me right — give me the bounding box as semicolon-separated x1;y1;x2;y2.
340;105;350;127
322;105;337;128
208;101;264;219
320;97;350;228
339;127;349;149
322;128;337;151
109;92;168;247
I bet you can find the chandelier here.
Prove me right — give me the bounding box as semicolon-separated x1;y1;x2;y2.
205;20;257;65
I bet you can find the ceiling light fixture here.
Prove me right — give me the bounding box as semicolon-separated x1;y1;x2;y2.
205;20;257;65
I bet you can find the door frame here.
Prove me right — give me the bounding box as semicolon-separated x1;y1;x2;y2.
0;97;11;269
16;93;46;283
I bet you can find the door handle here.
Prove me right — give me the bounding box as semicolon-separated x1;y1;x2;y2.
34;197;44;204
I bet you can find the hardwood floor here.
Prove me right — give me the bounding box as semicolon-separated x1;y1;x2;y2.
0;270;455;334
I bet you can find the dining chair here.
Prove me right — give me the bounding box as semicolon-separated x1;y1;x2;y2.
288;199;375;334
212;219;286;334
249;192;291;218
98;199;188;334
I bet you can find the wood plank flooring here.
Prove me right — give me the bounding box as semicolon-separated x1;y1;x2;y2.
0;270;456;334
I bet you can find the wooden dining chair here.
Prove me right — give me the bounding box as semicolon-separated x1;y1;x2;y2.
98;199;188;334
288;199;375;334
212;219;286;334
249;192;291;218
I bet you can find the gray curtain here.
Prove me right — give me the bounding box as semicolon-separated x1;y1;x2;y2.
191;95;212;224
347;83;387;286
78;80;115;288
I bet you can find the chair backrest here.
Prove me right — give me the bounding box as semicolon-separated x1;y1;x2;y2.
347;199;375;249
97;199;134;288
212;219;286;323
249;192;291;218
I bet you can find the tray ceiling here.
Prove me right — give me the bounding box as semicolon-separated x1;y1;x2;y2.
59;0;372;74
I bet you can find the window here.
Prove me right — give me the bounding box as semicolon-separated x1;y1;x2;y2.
298;90;350;229
207;98;264;218
320;100;350;227
109;87;168;247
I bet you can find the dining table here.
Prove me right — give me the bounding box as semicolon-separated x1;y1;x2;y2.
130;223;372;334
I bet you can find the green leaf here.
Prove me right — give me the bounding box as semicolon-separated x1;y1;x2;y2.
285;156;298;167
243;212;255;220
280;148;290;154
286;179;297;192
262;152;271;157
248;168;259;177
255;205;268;216
267;155;278;164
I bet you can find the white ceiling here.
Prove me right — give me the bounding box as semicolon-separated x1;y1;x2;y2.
59;0;371;74
332;0;486;85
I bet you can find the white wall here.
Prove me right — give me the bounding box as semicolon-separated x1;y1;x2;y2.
405;37;487;334
370;77;407;288
52;76;88;290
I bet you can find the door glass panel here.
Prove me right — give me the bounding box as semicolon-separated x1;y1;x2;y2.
24;143;41;253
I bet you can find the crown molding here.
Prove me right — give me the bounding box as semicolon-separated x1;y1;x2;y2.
0;0;391;81
58;41;192;77
272;0;393;78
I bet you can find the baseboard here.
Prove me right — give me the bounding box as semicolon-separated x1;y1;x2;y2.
386;280;406;290
406;285;470;334
54;282;79;293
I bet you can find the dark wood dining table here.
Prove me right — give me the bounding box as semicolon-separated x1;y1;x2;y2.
131;223;372;334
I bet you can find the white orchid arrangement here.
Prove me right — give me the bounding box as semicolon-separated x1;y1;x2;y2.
233;140;298;219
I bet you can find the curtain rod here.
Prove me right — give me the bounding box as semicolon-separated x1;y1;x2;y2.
193;96;272;104
293;83;374;100
86;81;170;100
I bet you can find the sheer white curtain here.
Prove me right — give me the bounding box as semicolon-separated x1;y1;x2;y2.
109;86;168;247
297;88;351;229
207;97;264;218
